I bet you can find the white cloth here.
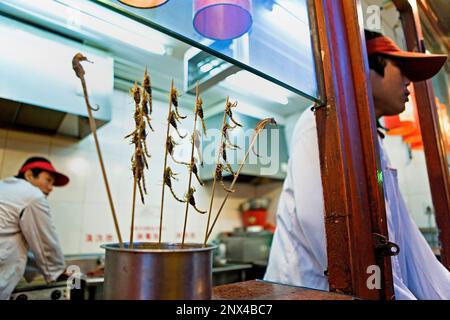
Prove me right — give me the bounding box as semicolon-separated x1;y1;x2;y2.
0;177;65;300
264;109;450;299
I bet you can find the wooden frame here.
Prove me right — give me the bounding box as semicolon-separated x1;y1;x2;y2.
312;0;394;299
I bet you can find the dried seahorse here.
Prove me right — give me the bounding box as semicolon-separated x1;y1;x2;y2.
143;67;152;114
194;130;204;167
215;164;235;193
132;82;141;105
72;54;100;111
132;146;147;203
185;187;206;214
141;90;154;132
191;162;204;186
222;123;240;150
251;118;277;158
125;83;143;138
167;135;189;166
225;100;242;128
169;110;187;139
171;87;187;120
164;167;185;203
196;96;207;136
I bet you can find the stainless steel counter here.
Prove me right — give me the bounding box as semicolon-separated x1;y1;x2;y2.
11;255;259;300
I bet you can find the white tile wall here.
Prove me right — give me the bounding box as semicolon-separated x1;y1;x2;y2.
48;201;84;254
1;133;51;178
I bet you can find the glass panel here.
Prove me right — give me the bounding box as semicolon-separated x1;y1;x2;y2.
95;0;320;102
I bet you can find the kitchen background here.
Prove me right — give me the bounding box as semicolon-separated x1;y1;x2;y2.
0;0;447;258
0;94;292;254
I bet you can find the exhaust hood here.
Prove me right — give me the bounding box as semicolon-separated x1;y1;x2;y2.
199;111;289;183
0;14;113;138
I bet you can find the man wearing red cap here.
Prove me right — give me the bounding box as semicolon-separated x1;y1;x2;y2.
0;156;70;300
265;30;450;299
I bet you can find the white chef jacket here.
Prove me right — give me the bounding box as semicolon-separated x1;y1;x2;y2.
0;177;65;300
264;109;450;299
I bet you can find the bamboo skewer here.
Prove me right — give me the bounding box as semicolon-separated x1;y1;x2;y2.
204;98;229;246
126;79;152;248
72;53;124;248
74;55;270;248
129;177;137;248
159;80;175;244
205;118;277;243
182;83;200;246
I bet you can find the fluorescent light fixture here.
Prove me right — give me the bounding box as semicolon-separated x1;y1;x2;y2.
0;0;167;55
224;71;290;105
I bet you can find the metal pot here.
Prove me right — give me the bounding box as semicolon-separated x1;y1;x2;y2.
101;242;216;300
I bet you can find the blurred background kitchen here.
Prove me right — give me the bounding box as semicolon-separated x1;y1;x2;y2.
0;0;448;299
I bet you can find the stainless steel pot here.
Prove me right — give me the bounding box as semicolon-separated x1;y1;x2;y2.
101;242;216;300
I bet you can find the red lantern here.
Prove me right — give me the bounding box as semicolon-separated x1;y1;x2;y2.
403;129;422;144
410;141;424;150
384;117;416;136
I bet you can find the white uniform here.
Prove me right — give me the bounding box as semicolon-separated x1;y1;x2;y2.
0;177;65;300
264;109;450;299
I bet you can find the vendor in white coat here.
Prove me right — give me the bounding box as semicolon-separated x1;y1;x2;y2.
264;30;450;299
0;156;69;300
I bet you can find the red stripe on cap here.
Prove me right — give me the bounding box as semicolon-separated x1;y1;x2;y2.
366;36;402;56
19;161;57;174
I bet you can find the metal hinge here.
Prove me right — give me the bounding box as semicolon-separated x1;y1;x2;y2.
373;233;400;257
310;102;329;112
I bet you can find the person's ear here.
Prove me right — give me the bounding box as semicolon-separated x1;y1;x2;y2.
24;170;35;182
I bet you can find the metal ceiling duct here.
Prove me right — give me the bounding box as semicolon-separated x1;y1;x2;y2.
0;15;113;139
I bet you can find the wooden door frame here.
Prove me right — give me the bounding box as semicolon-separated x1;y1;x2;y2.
311;0;394;299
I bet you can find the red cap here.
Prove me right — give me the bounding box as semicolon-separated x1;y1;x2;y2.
366;36;447;82
19;161;69;187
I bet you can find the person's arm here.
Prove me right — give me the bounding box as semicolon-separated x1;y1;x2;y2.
19;197;65;283
23;251;42;282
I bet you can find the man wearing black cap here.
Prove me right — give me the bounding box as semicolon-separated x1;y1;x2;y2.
0;156;70;300
265;30;450;299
